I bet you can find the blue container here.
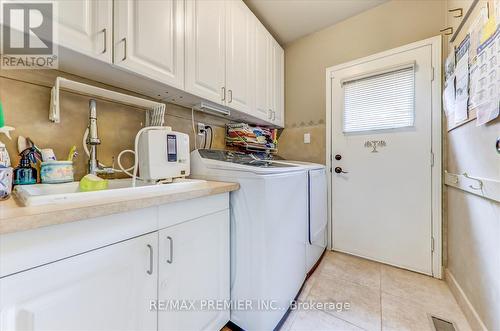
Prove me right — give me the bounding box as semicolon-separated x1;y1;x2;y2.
41;161;74;184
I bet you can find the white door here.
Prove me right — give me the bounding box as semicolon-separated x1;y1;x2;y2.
55;0;112;63
0;233;158;331
158;211;230;331
185;0;226;105
330;43;434;275
225;0;253;114
254;20;272;121
114;0;184;89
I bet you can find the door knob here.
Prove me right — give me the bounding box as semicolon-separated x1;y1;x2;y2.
334;167;348;174
335;154;342;160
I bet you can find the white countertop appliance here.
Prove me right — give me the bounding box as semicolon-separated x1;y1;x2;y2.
190;149;307;331
137;128;190;182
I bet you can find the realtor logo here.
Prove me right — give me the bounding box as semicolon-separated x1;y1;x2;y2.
1;1;58;69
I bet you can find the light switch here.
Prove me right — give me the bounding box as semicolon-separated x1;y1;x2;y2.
304;133;311;144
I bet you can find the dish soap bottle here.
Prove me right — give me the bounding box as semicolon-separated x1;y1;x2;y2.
13;148;38;185
0;142;10;167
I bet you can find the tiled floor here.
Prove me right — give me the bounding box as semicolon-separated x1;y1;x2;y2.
281;251;472;331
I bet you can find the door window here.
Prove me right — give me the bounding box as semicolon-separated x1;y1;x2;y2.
343;66;415;133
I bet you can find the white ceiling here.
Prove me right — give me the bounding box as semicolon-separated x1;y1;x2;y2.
244;0;387;45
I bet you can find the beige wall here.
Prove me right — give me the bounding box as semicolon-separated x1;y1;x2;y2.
444;1;500;330
0;69;227;181
280;0;446;164
281;0;499;329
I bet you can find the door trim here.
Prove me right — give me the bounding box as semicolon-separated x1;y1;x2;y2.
325;36;443;278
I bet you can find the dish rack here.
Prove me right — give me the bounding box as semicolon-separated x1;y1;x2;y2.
225;123;278;154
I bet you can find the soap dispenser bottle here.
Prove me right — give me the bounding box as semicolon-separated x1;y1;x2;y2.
13;148;38;185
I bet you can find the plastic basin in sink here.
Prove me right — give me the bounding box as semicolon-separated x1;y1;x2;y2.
13;178;207;206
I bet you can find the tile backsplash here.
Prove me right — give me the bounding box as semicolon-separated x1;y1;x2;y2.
0;69;228;180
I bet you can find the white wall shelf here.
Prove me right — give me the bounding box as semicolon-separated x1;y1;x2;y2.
445;171;500;203
49;77;166;123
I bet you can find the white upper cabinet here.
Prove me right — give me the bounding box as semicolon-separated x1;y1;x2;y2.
55;0;112;63
55;0;284;126
271;40;285;127
225;0;254;114
114;0;184;89
0;233;158;331
158;210;230;331
254;20;272;121
185;0;226;104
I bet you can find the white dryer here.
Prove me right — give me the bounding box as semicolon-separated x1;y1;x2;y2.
190;149;307;331
270;159;328;274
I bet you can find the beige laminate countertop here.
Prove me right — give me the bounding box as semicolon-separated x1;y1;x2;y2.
0;181;239;235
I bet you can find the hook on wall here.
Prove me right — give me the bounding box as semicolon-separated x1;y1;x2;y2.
462;172;484;190
440;27;454;36
448;8;463;18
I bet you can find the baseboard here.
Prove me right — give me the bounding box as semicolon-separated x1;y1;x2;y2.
445;269;488;331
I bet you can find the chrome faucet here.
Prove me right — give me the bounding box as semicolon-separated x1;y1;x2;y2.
86;99;114;176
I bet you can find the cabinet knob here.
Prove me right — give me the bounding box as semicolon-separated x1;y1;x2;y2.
146;244;153;275
166;236;173;264
121;37;127;61
101;28;107;54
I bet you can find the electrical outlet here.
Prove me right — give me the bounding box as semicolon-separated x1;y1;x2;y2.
304;133;311;144
197;123;205;135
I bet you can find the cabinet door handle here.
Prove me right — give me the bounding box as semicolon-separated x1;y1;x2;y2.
146;244;153;275
121;37;127;61
228;90;232;103
221;87;226;102
272;111;276;121
166;236;173;264
268;109;272;120
101;28;107;54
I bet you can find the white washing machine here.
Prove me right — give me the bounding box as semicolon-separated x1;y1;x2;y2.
190;149;307;331
270;159;328;274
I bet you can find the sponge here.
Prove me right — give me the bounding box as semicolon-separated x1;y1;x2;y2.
79;174;109;192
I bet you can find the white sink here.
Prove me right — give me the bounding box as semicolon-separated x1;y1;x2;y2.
14;178;207;206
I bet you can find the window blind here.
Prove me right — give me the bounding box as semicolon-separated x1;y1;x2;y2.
343;66;415;133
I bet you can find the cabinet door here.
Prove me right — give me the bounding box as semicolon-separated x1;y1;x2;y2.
254;20;272;121
55;0;112;62
158;210;230;331
0;233;158;331
185;0;226;104
272;40;285;127
225;0;253;114
114;0;184;89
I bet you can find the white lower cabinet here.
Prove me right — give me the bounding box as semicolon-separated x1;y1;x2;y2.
0;232;158;331
158;210;230;331
0;197;231;331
